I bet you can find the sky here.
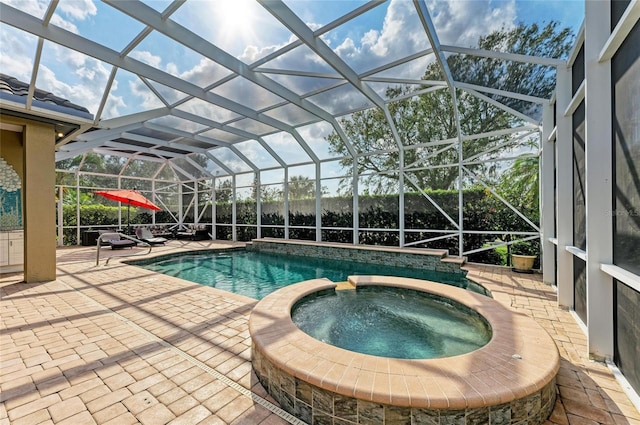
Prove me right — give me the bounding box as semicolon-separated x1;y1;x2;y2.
0;0;584;177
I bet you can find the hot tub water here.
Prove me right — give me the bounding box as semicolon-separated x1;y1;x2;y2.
291;286;491;359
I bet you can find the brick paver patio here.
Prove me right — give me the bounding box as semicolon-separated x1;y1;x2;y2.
1;241;639;424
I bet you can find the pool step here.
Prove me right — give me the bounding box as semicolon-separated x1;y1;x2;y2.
335;281;356;290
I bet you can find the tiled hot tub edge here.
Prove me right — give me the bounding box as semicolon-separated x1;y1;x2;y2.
252;346;557;425
249;277;560;425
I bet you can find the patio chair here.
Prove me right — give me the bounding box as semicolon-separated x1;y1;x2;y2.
98;232;137;249
135;227;168;245
176;226;210;241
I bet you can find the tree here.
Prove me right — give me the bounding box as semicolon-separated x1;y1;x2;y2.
497;152;540;213
55;153;106;186
117;157;163;178
55;153;109;204
288;176;317;200
250;177;283;202
215;179;233;203
60;188;95;205
326;22;573;194
289;176;329;199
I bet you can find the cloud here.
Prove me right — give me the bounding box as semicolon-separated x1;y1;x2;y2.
57;0;97;21
262;133;312;164
178;58;231;88
252;0;514;111
37;59;107;115
129;51;163;68
325;0;431;74
0;2;108;117
126;54;233;109
234;140;280;168
426;0;517;47
2;0;81;33
2;0;521;141
25;38;112;117
129;79;164;110
215;147;254;172
238;34;297;64
0;26;34;81
104;94;126;119
2;0;47;20
0;54;33;82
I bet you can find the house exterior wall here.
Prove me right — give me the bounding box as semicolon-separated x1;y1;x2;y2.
0;114;56;281
547;0;640;405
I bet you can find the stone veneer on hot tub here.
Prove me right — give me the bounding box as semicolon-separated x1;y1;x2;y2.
250;276;559;425
248;238;466;274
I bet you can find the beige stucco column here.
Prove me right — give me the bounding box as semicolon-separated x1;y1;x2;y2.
23;121;56;282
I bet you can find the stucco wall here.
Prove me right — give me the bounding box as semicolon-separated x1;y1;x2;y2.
1;129;24;231
0;129;23;181
1;115;56;281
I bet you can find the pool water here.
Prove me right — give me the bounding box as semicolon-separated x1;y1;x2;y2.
132;250;487;300
292;286;492;359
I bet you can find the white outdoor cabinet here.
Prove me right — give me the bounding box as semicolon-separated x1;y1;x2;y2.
0;231;24;273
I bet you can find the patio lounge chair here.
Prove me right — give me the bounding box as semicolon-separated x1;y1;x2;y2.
176;226;210;241
98;232;137;249
135;228;168;245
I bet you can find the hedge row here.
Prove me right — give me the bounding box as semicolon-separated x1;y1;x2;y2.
61;189;539;266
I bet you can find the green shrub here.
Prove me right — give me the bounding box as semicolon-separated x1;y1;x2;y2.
511;240;539;256
62;189;539;268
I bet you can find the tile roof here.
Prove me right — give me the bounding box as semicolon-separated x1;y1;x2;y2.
0;73;93;120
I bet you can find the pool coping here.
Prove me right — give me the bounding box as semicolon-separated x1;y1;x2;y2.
124;246;245;266
251;238;453;259
249;275;560;410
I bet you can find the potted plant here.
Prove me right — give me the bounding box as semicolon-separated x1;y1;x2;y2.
510;241;538;273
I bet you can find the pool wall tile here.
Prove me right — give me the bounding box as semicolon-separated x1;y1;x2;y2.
440;410;466;425
248;239;464;275
334;418;357;425
280;388;295;413
335;395;358;421
312;387;334;414
357;400;384;423
253;339;558;425
488;403;511;425
296;378;313;404
312;412;333;425
464;407;489;425
294;400;312;423
412;408;440;424
279;371;295;395
385;405;412;425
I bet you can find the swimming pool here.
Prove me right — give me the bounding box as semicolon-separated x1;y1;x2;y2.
130;249;488;299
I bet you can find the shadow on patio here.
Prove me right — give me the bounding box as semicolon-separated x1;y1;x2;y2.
1;242;638;424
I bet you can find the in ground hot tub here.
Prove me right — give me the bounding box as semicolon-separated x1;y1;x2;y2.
291;285;492;360
249;276;559;424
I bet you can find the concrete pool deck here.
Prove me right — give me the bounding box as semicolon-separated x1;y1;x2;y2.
1;240;639;424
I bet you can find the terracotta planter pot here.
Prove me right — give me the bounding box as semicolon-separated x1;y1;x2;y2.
512;254;536;273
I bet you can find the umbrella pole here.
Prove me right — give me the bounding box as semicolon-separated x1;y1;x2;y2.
127;204;131;236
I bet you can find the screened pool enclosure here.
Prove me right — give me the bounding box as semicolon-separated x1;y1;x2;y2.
3;0;566;263
1;0;639;405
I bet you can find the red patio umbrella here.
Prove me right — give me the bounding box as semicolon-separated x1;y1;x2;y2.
94;189;161;235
